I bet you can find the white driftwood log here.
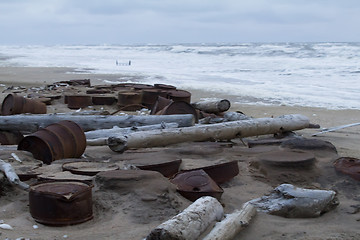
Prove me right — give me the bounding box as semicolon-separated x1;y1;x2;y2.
85;122;179;139
86;123;179;146
192;99;231;113
0;159;29;190
0;114;195;133
146;196;224;240
203;202;257;240
109;114;310;152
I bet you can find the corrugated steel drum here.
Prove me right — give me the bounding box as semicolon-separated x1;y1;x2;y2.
18;120;86;164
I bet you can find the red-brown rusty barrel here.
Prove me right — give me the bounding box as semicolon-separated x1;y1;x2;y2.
1;93;47;115
29;180;93;226
18;120;86;164
166;89;191;103
66;95;92;109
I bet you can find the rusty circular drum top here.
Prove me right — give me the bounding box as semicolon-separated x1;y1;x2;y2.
62;161;120;176
29;180;93;226
257;150;316;167
334;157;360;181
166;89;191;103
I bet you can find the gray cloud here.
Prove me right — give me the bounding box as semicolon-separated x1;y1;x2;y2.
0;0;359;44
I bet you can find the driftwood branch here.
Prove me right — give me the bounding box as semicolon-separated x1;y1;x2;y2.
0;114;195;133
146;196;224;240
203;202;257;240
192;99;231;114
0;159;29;190
109;114;310;152
86;122;179;146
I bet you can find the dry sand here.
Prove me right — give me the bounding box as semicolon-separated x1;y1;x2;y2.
0;67;360;240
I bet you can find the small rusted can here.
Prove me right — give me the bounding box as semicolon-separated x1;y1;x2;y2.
29;180;93;226
1;93;47;115
170;169;223;202
66;95;92;109
18;120;86;164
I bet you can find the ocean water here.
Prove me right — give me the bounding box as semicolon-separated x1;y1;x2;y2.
0;43;359;110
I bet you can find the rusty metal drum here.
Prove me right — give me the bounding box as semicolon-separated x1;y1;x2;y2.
29;180;93;226
166;89;191;103
1;93;47;115
18;120;86;164
66;95;92;109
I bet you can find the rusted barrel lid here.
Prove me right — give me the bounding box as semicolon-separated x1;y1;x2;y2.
130;159;182;178
166;89;191;103
117;91;143;107
258;150;316;167
170;169;223;201
1;93;47;115
62;161;120;176
156;101;198;122
182;160;239;184
29;181;93;226
334;157;360;181
91;95;116;105
66;95;92;109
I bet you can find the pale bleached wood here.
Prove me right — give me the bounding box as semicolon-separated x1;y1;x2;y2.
0;159;29;190
109;114;310;153
192;99;231;113
202;202;257;240
85;122;179;139
0;114;195;133
146;196;224;240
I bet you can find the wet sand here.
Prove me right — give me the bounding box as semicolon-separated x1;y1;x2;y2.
0;66;360;240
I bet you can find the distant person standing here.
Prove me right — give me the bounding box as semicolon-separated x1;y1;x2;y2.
116;60;118;66
129;60;131;66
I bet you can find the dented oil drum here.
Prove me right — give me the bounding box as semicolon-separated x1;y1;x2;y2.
29;181;93;226
166;89;191;103
1;93;47;115
18;120;86;164
117;91;143;107
66;95;92;109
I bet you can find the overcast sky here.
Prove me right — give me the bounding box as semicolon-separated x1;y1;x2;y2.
0;0;359;45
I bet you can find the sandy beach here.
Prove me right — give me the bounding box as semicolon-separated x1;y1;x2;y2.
0;66;360;240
